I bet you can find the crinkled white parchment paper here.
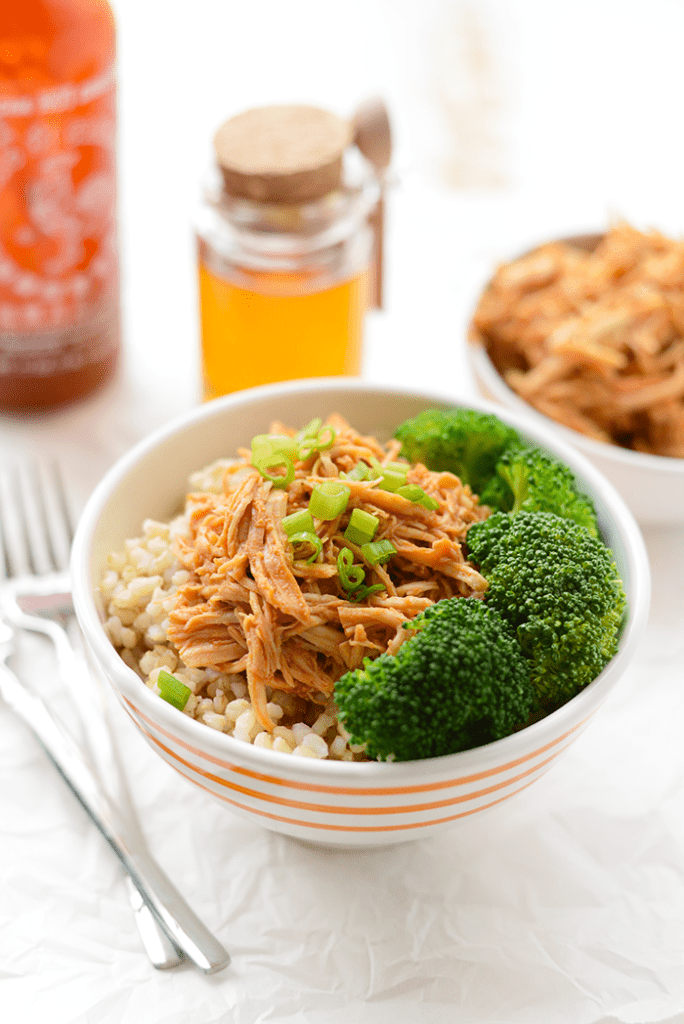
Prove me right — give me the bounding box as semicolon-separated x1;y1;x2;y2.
1;523;683;1024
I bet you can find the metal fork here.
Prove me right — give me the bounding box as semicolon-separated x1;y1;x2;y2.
0;461;230;975
0;615;186;974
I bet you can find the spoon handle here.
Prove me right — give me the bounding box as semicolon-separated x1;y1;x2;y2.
370;189;385;309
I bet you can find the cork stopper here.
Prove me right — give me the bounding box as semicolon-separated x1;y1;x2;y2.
214;104;351;204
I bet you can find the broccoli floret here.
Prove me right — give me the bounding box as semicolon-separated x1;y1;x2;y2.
486;444;600;538
467;511;626;711
334;598;535;762
395;410;598;537
478;460;519;511
395;408;520;496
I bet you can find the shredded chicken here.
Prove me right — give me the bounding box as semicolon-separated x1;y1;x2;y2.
167;416;489;730
470;221;684;456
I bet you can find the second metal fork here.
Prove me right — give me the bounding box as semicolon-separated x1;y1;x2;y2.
0;461;230;974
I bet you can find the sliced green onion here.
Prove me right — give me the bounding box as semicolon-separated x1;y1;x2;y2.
251;435;273;462
395;484;440;511
253;455;294;489
309;480;350;520
297;424;337;461
314;424;335;450
361;539;397;566
251;434;298;461
395;484;425;502
377;469;408;492
282;509;315;537
298;437;320;460
296;417;323;441
157;670;192;711
344;508;379;545
251;433;297;488
337;547;365;590
366;455;408;492
348;583;386;603
289;531;322;564
341;461;373;481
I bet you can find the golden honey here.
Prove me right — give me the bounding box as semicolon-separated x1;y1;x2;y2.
198;263;368;399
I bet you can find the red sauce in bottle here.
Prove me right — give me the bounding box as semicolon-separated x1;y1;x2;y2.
0;0;120;411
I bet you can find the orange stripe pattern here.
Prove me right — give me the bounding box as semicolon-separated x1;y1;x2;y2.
122;695;594;840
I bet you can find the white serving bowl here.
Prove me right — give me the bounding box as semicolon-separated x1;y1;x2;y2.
468;342;684;526
466;231;684;526
71;378;651;848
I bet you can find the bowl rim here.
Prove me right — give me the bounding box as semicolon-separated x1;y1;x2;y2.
71;376;652;781
468;342;684;473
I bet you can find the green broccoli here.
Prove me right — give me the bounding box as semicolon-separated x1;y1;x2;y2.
334;597;535;762
481;443;600;538
467;511;626;711
394;408;520;496
395;408;599;537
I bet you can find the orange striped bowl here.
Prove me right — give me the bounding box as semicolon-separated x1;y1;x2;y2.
71;379;650;847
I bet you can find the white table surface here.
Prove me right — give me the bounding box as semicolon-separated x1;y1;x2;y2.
2;2;684;1022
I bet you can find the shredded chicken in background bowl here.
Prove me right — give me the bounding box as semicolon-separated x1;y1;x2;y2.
470;222;684;458
100;415;489;760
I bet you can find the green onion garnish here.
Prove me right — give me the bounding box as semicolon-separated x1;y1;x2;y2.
296;418;335;460
251;434;298;488
361;539;397;566
314;425;335;450
157;670;192;711
341;461;373;481
252;434;298;461
344;508;379;546
309;480;350;520
348;583;386;603
367;456;409;493
283;509;315;537
377;469;408;492
297;424;336;461
296;417;322;441
289;531;322;564
253;455;294;489
298;437;320;460
395;484;425;502
337;547;365;590
395;484;440;511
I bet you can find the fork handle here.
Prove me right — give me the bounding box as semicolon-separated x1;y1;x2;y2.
123;875;184;970
0;663;230;974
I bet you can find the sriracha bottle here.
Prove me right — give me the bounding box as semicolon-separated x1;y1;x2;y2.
0;0;120;411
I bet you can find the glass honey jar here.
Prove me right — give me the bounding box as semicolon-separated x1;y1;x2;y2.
195;104;380;400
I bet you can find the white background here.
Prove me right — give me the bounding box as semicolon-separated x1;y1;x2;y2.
2;2;684;1023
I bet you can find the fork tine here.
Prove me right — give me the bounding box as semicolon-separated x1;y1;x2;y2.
0;466;32;578
0;461;73;580
30;461;74;572
19;464;53;576
0;470;8;580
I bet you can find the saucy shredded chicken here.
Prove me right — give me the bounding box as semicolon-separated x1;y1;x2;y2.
471;222;684;456
167;415;489;730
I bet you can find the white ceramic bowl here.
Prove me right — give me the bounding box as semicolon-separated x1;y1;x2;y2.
71;378;651;848
466;230;684;526
468;343;684;526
